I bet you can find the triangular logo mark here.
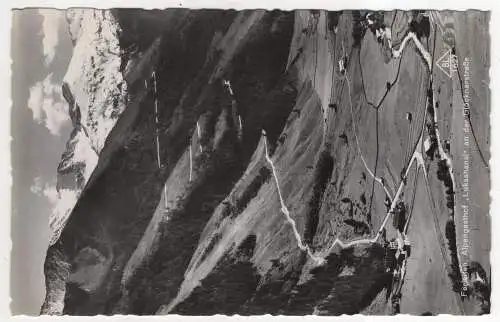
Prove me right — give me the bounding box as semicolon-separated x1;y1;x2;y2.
436;47;458;78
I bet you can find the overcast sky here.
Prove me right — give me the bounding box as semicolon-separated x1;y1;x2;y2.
11;8;73;315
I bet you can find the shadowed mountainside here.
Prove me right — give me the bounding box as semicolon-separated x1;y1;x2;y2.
41;9;490;316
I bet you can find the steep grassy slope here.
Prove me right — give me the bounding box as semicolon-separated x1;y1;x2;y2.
41;9;490;316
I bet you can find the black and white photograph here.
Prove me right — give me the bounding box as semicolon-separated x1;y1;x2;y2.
9;5;491;316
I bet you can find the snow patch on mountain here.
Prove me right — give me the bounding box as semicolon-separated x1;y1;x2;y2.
64;9;128;152
57;130;99;187
48;189;79;242
49;9;128;245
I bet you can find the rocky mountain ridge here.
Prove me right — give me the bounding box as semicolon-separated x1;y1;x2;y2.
42;9;490;316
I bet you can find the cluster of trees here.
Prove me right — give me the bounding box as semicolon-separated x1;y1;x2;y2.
151;241;390;315
468;261;491;314
366;12;385;37
409;11;431;39
425;85;440;161
243;269;301;314
344;219;370;235
305;150;335;247
352;11;368;47
392;201;407;232
287;245;388;315
327;11;341;32
233;167;272;219
172;235;260;315
436;159;455;210
444;221;491;314
444;219;463;294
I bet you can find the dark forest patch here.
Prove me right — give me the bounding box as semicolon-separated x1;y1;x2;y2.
235;167;272;217
445;219;462;294
344;219;370;235
172;234;259;315
352;11;367;48
305;150;335;247
288;245;388;315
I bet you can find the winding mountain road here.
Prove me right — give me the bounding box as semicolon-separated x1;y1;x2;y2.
261;22;446;268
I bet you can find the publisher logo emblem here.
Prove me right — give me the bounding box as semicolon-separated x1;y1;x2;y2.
436;47;458;78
